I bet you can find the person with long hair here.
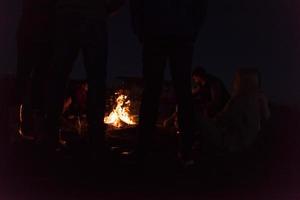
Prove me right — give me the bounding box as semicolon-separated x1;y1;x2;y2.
200;68;271;153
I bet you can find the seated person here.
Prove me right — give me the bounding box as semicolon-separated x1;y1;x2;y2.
192;67;230;118
74;81;88;115
163;67;230;129
61;81;89;136
200;68;271;153
63;81;88;117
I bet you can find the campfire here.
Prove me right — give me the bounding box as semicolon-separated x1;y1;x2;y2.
104;92;137;128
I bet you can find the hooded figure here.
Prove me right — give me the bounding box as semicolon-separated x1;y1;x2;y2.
45;0;125;152
129;0;207;163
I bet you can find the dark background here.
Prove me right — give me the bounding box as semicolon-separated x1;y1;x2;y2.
0;0;299;106
0;1;300;199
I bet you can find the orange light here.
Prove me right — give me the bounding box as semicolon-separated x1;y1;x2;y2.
104;93;137;128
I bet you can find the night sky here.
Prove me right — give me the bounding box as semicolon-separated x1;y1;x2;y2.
0;0;299;106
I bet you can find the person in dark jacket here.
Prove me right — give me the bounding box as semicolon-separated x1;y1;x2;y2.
129;0;207;163
192;67;230;118
45;0;125;153
163;67;230;129
16;0;56;136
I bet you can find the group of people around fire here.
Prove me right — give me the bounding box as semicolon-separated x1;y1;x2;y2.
164;67;270;155
15;0;270;166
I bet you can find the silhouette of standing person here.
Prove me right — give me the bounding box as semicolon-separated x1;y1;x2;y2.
16;0;56;136
130;0;207;163
45;0;125;153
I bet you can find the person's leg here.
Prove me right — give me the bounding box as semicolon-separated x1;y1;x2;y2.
28;40;54;140
138;39;167;154
31;41;53;113
16;22;53;136
16;1;56;134
28;5;56;114
81;21;108;150
15;33;37;135
15;36;33;107
15;12;43;107
45;15;80;146
169;39;196;159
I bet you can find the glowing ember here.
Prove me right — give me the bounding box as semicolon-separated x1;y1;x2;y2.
104;93;137;128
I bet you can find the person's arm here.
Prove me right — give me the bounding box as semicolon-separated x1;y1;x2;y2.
107;0;126;16
63;97;72;114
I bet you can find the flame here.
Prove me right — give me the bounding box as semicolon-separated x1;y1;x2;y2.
104;93;137;128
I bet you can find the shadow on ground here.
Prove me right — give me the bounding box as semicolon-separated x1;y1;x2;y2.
0;104;299;200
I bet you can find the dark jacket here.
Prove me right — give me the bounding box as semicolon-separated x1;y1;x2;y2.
194;74;230;118
130;0;207;40
21;0;56;18
56;0;125;19
18;0;57;40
